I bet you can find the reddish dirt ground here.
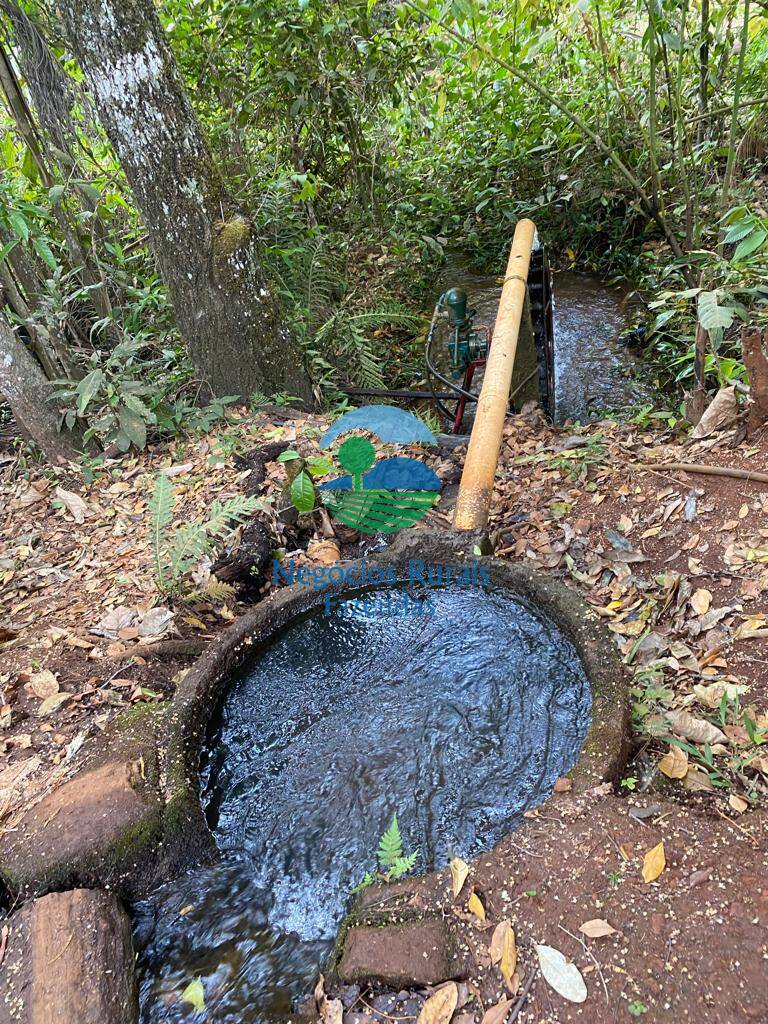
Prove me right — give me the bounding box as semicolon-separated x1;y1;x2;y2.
2;407;768;1022
330;787;767;1024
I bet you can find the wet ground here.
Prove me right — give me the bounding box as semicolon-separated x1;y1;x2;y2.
134;585;592;1022
439;265;652;424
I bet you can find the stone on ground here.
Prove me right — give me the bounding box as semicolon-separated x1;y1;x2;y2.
0;888;137;1024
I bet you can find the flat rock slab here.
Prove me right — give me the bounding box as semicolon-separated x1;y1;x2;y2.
337;917;468;987
0;888;138;1024
0;759;162;898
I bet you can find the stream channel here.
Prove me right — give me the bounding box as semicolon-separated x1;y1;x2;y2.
442;267;652;424
134;586;592;1021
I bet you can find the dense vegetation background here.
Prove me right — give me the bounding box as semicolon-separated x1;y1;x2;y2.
1;0;767;462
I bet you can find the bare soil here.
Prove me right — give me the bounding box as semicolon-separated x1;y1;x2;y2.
1;405;768;1021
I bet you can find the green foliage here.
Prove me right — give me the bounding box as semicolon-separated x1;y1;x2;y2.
290;470;316;512
354;813;419;892
4;0;768;444
52;339;238;451
149;473;258;596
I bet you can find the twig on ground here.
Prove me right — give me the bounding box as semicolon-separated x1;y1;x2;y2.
509;965;538;1023
636;462;768;486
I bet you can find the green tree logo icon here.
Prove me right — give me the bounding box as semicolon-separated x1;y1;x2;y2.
337;436;376;491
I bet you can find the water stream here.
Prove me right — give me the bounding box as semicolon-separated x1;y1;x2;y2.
135;585;592;1022
441;267;651;423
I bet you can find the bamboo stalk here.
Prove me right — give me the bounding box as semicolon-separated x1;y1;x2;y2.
453;219;536;531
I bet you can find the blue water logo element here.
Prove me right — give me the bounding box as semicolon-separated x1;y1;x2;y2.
317;406;441;534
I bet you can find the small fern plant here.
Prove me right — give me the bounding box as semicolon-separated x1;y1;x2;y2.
353;814;419;892
149;472;258;597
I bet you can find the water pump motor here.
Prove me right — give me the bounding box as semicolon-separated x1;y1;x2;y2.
443;287;489;377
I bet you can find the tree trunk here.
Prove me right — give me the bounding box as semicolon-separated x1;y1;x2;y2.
0;313;84;464
58;0;313;404
742;326;768;430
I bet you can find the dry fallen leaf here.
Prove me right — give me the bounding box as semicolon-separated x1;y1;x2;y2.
489;919;517;990
729;794;749;814
467;890;486;921
535;943;587;1003
36;692;71;717
664;709;727;745
450;857;469;897
25;669;59;700
54;486;92;523
314;973;343;1024
642;841;666;883
307;539;342;565
690;588;712;615
682;766;715;792
658;745;688;779
578;918;617;939
691;385;738;438
417;982;459;1024
479;998;514;1024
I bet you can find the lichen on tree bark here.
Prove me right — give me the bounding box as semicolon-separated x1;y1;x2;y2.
58;0;312;403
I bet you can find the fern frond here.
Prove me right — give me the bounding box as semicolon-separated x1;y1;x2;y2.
389;851;419;880
205;495;259;539
192;577;236;603
166;522;212;581
377;814;404;870
149;473;175;592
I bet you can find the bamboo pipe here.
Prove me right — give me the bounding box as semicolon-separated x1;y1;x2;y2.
453;219;536;531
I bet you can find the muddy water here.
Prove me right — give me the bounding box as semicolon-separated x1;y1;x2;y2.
441;268;650;423
135;585;591;1022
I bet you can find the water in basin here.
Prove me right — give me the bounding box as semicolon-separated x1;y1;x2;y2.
134;584;592;1022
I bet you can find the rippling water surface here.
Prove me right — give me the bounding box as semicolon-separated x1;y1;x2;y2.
135;586;592;1022
440;266;652;423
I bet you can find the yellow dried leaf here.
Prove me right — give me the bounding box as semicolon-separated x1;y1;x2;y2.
450;857;469;897
658;745;688;780
728;794;748;814
489;919;516;989
467;890;486;921
642;841;666;883
690;588;712;615
417;982;458;1024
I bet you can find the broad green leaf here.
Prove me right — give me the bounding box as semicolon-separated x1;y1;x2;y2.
697;291;735;332
8;211;29;242
723;219;757;244
76;368;104;415
306;456;334;477
277;449;302;463
48;185;66;205
33;236;57;270
21;147;38;183
118;405;148;449
733;228;768;262
290;470;315;512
